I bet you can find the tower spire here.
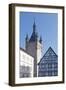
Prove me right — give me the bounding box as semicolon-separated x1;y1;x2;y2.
33;19;36;33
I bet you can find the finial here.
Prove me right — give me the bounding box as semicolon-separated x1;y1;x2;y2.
33;18;36;33
34;17;35;25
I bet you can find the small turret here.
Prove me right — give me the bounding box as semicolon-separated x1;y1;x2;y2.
25;34;29;49
25;34;29;42
39;36;42;43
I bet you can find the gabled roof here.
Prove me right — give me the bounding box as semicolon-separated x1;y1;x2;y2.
44;47;57;57
38;47;58;64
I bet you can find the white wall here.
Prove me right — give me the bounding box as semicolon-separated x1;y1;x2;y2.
0;0;66;90
20;50;34;77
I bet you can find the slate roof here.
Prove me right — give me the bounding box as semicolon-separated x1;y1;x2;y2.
29;31;38;42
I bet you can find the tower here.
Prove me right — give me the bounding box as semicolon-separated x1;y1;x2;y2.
25;20;42;77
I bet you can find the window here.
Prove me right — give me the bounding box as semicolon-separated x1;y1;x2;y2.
48;71;52;76
45;71;48;76
54;63;58;68
54;71;58;76
48;63;52;68
20;65;31;78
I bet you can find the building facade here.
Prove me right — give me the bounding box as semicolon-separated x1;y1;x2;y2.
38;47;58;77
20;48;34;78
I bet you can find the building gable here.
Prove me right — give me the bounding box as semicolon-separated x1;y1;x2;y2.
38;47;58;65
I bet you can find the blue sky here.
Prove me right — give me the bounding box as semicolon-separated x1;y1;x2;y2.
20;12;58;55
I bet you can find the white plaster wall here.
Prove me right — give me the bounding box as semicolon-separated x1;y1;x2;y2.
37;42;42;63
36;42;42;76
20;50;34;77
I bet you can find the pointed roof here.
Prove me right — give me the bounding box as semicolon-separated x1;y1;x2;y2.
44;47;57;57
29;31;38;42
29;20;38;42
38;47;58;64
